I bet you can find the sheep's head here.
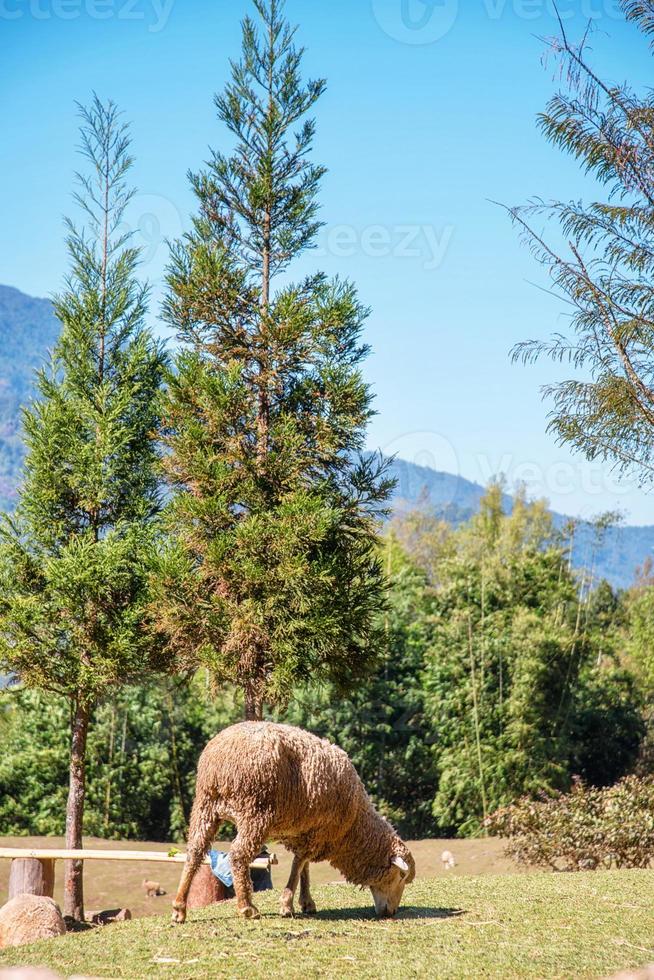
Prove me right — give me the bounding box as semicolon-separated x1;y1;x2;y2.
369;847;415;918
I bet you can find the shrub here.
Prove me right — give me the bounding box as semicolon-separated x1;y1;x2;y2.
487;776;654;870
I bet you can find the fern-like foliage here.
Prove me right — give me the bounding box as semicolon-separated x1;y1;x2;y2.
510;1;654;483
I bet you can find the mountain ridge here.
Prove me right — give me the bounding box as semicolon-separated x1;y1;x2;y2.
0;284;59;511
385;458;653;590
1;284;651;589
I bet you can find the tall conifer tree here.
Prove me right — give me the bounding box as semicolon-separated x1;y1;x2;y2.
153;0;392;719
0;97;166;920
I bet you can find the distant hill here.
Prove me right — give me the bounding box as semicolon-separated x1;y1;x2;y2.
386;457;654;590
0;285;59;511
0;284;652;589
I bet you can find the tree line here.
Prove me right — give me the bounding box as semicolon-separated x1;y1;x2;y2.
1;0;654;924
2;488;653;842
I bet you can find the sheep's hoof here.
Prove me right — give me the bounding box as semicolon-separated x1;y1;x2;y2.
171;906;186;925
301;900;317;915
239;905;261;920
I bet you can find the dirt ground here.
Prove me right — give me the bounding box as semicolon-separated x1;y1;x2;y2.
0;835;522;919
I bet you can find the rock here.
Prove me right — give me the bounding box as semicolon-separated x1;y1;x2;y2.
0;895;66;949
0;973;105;980
0;970;63;979
86;908;132;926
578;857;598;871
608;968;654;980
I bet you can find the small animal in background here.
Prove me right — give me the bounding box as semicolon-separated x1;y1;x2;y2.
142;880;166;898
441;850;456;871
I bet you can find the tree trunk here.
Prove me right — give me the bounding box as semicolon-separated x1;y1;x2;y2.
257;208;271;469
64;700;90;921
244;683;263;722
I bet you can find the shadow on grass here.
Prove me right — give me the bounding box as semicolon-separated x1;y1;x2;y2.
312;906;464;922
64;919;94;934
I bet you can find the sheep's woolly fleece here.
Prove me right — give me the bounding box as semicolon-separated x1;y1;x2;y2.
175;721;414;921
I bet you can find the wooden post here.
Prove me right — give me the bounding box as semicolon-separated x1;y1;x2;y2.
187;866;230;910
8;858;55;901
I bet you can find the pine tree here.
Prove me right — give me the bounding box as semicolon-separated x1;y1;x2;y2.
510;1;654;484
152;0;392;720
0;96;166;920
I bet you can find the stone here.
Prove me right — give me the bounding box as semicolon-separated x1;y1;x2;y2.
0;895;66;949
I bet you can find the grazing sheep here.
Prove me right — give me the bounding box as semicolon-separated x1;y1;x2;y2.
173;722;415;923
142;879;166;898
0;895;66;949
441;850;456;870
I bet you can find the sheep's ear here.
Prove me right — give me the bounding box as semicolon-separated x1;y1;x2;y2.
391;856;409;874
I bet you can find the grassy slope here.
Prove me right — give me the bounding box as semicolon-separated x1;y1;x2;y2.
2;872;654;979
0;837;518;920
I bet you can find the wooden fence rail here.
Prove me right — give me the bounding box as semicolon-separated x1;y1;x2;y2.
0;848;276;868
0;848;277;907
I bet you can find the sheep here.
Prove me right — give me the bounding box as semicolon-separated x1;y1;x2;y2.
441;849;456;870
172;721;415;923
0;895;66;949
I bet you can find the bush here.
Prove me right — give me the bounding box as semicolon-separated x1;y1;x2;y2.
487;776;654;870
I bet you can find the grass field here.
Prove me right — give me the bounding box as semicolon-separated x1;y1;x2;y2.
0;835;520;920
1;871;654;978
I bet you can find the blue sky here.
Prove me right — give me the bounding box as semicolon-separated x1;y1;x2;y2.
1;0;652;523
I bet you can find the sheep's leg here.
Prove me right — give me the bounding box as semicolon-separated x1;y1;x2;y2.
299;864;317;915
231;827;267;920
172;799;220;925
280;855;307;918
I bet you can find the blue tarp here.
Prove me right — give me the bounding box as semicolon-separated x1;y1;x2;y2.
208;849;273;892
208;850;234;888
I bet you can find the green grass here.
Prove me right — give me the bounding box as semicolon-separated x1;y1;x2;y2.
2;872;654;978
0;835;519;919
